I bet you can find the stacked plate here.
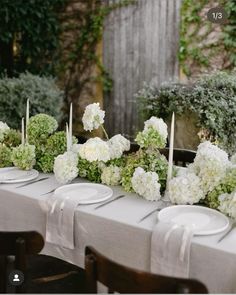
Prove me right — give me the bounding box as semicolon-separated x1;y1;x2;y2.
0;167;39;184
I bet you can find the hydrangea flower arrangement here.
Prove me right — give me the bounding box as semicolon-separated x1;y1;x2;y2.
108;134;130;160
0;121;10;142
218;190;236;219
168;171;205;205
78;137;110;163
54;151;79;184
189;141;230;193
205;166;236;209
135;117;168;149
0;143;12;167
28;114;58;145
121;149;168;193
0;125;21;168
37;131;77;173
82;103;105;132
168;141;236;217
131;167;161;201
77;158;106;183
231;153;236;165
101;165;121;186
11;144;36;170
3;129;21;148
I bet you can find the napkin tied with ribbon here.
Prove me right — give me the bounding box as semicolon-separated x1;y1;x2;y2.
151;222;193;278
46;192;81;249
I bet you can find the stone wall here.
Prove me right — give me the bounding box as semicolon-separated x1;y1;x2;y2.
58;0;103;138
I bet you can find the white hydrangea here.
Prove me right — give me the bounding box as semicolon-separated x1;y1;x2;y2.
231;153;236;165
218;190;236;219
54;151;78;184
168;172;205;205
71;143;82;154
131;167;161;201
144;116;168;141
101;165;121;186
108;134;130;159
82;103;105;131
0;121;10;142
191;141;230;193
78;137;110;163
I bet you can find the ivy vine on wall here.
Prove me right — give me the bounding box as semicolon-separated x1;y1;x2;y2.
0;0;65;77
179;0;236;77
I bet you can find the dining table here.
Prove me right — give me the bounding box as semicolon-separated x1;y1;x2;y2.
0;173;236;293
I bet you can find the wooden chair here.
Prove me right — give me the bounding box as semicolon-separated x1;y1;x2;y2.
0;231;44;293
159;148;196;167
85;246;208;294
129;143;196;167
0;230;86;293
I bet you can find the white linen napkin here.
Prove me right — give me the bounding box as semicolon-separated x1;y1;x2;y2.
150;221;193;278
46;192;81;249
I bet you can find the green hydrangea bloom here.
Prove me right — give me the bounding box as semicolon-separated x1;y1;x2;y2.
37;131;78;173
0;143;12;167
121;148;168;192
205;167;236;209
12;144;36;170
3;129;21;147
77;157;105;183
107;156;127;168
135;127;166;149
28;114;58;145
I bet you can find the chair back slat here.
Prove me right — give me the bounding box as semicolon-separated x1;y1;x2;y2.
85;246;208;294
0;231;44;255
0;231;44;293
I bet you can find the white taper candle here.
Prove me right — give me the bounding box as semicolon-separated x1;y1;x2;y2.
21;117;25;145
69;103;72;149
66;123;69;152
25;99;29;143
167;112;175;187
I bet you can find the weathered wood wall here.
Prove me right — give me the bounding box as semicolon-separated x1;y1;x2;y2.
103;0;182;139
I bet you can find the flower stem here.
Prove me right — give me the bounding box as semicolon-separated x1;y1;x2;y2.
101;124;109;140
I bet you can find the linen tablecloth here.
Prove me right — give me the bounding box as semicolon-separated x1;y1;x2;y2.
0;174;236;293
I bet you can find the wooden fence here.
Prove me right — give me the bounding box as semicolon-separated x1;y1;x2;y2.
103;0;182;139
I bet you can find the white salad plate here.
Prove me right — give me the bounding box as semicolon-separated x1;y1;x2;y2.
158;205;229;235
0;167;39;184
54;183;113;204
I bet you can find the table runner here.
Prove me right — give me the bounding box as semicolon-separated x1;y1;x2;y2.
0;173;236;293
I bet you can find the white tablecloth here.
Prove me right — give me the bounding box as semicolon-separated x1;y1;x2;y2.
0;174;236;293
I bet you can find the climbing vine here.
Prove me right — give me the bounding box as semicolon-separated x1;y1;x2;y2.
179;0;236;77
58;0;135;131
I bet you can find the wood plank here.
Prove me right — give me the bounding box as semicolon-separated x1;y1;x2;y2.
103;0;181;138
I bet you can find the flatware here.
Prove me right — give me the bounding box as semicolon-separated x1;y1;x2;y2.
94;194;125;210
138;207;161;223
40;188;58;196
15;177;49;188
217;222;236;243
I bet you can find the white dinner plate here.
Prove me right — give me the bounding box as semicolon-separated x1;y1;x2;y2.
158;205;229;235
54;183;113;204
0;167;39;184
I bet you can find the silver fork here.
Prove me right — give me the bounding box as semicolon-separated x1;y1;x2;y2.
40;188;58;196
94;195;125;210
138;207;162;223
217;222;236;243
16;177;49;188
